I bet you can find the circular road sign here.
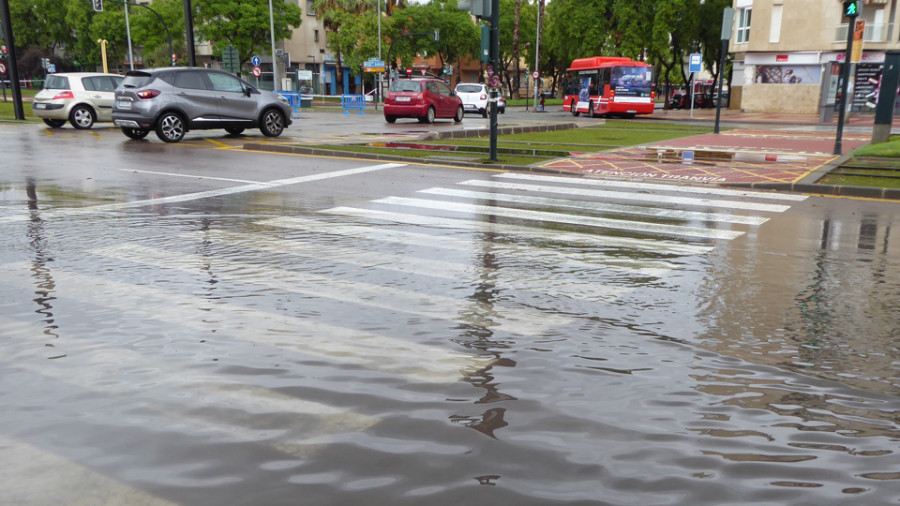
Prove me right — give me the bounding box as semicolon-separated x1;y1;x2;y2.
0;62;6;75
532;70;539;80
251;55;261;67
251;66;262;78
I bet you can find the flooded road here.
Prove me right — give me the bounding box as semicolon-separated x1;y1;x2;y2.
0;127;898;505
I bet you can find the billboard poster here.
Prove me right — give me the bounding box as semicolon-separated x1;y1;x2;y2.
754;65;821;84
610;66;653;97
853;63;881;110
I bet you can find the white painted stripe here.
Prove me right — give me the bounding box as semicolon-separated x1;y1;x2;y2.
0;266;485;383
373;196;743;241
0;436;179;506
422;187;769;226
258;216;681;272
87;244;574;335
319;207;714;256
0;163;405;224
466;178;792;213
0;316;379;454
181;230;645;301
497;173;808;201
121;168;268;185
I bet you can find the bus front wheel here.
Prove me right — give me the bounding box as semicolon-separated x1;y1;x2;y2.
570;101;580;117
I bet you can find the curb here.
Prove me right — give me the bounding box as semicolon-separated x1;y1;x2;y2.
242;142;570;176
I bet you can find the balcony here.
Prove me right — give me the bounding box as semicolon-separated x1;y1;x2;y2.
836;23;891;43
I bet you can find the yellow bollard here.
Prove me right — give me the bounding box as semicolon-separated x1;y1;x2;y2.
97;39;108;73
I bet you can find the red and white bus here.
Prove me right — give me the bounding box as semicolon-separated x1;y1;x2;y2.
563;56;655;118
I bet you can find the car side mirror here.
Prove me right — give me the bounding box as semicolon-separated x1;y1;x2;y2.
244;86;252;97
450;91;457;96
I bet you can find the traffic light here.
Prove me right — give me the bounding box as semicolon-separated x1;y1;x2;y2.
92;0;103;12
0;45;7;61
843;1;859;18
458;0;491;19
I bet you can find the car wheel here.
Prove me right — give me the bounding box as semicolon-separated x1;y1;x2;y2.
481;108;487;118
385;115;397;124
155;112;186;143
259;109;285;137
69;105;96;130
225;127;245;135
454;106;464;123
42;119;66;128
121;127;150;140
499;107;505;114
425;107;436;124
571;101;580;117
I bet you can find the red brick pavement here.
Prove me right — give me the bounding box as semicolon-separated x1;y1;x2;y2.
539;128;873;184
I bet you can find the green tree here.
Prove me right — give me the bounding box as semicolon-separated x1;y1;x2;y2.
195;0;302;68
389;1;478;86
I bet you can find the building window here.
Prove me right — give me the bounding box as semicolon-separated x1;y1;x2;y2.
737;8;751;43
315;29;319;43
306;0;316;16
769;5;782;43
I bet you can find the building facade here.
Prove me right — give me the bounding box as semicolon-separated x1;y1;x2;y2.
730;0;898;114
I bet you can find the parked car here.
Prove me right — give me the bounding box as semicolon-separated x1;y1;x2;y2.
32;72;124;129
497;95;506;114
385;77;463;124
112;68;293;143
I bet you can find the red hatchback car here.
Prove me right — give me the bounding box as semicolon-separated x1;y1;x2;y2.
384;77;464;124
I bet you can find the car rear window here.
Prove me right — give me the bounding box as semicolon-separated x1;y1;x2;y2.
390;81;422;92
456;84;483;93
43;75;70;90
122;72;155;88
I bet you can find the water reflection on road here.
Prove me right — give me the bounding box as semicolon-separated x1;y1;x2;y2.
0;174;897;505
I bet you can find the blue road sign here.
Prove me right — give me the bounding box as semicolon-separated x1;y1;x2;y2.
689;53;702;73
251;55;261;67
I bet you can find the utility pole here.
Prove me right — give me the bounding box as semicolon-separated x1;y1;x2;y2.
0;0;24;119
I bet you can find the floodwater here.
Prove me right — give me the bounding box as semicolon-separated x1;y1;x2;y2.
1;173;898;505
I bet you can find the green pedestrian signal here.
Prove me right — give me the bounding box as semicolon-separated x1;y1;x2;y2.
843;1;859;17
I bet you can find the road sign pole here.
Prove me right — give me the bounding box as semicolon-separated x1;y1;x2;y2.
489;0;499;162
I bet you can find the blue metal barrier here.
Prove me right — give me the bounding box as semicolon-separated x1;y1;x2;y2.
276;91;302;119
341;94;366;115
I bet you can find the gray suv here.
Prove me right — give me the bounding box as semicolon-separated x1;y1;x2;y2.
112;68;293;143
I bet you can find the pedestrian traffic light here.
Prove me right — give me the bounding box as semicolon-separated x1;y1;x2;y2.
843;1;859;18
92;0;103;12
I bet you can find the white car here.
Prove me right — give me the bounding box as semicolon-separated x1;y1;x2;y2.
32;72;124;129
454;83;506;117
454;83;489;118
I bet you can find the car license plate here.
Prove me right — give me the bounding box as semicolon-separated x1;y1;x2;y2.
33;103;46;109
396;97;411;102
116;101;132;110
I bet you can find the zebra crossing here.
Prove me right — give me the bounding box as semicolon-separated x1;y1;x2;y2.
0;170;807;501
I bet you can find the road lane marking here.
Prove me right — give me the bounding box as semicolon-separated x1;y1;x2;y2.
373;196;744;241
86;244;576;335
489;175;795;212
121;168;268;185
423;187;770;226
0;436;178;506
319;207;714;256
258;216;681;271
0;163;406;224
496;173;808;202
179;230;644;302
0;265;487;383
0;317;379;460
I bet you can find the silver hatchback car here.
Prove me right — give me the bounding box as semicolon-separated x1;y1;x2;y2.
112;68;293;143
32;72;124;129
